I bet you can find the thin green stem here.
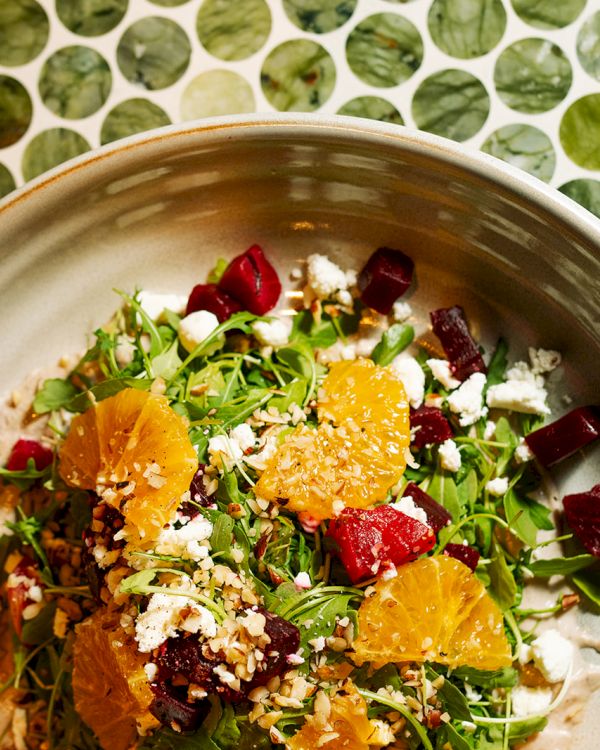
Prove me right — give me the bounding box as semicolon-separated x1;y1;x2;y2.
359;689;433;750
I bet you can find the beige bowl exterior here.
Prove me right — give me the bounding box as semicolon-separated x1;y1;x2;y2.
0;114;598;745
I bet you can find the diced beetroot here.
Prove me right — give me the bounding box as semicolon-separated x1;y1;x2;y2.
218;245;281;315
525;406;600;467
443;543;480;571
184;465;213;513
430;306;486;381
326;505;435;584
186;283;242;322
150;683;209;732
410;406;453;450
251;609;300;687
357;246;414;315
401;482;452;533
563;484;600;557
6;439;53;472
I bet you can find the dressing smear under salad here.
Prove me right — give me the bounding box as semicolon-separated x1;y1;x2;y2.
1;244;599;750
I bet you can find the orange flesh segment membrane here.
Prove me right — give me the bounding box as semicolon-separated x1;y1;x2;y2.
72;609;158;750
59;388;197;541
352;556;512;671
287;681;375;750
254;359;410;520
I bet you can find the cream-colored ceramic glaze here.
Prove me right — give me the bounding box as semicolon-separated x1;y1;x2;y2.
0;114;598;747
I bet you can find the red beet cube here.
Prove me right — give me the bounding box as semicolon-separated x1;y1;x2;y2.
186;283;242;322
327;505;435;584
430;306;486;381
402;482;453;533
563;484;600;557
218;245;281;316
6;439;53;472
525;406;600;467
150;683;209;731
443;543;480;571
358;247;414;315
410;406;453;450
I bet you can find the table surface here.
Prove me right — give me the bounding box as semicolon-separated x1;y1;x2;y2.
0;0;599;219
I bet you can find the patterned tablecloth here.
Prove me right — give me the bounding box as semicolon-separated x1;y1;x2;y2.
0;0;599;219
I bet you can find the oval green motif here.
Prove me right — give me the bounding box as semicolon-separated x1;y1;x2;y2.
261;39;336;112
117;17;191;90
560;94;600;170
346;13;423;87
0;75;32;148
22;128;90;182
39;46;112;119
148;0;189;5
0;0;49;67
197;0;271;61
428;0;506;59
337;96;404;125
56;0;128;37
494;38;572;114
0;163;16;198
412;69;489;142
100;98;171;145
283;0;357;34
559;179;600;219
481;124;555;182
511;0;586;30
577;11;600;82
181;70;255;120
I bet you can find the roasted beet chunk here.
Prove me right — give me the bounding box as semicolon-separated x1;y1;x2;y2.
6;439;53;471
563;484;600;557
410;406;453;450
150;683;209;732
218;245;281;315
430;306;486;381
402;482;452;534
525;406;600;467
358;247;414;315
327;505;435;584
185;465;213;513
252;608;300;686
443;543;480;571
186;283;242;322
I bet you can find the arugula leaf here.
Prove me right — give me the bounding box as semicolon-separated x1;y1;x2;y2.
269;380;307;413
207;258;229;285
211;514;235;559
487;539;517;610
21;601;58;645
528;554;596;577
118;568;158;594
212;703;241;748
67;377;152;412
370;324;414;367
368;664;404;692
509;716;548;741
298;595;355;664
140;728;218;749
452;666;518;689
571;566;600;607
291;309;337;349
152;340;182;380
0;460;51;490
426;667;471;722
33;378;78;414
485;338;508;392
427;471;462;523
437;723;471;750
504;489;539;548
457;470;478;513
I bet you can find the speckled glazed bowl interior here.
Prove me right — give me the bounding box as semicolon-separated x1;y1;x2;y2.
0;114;599;746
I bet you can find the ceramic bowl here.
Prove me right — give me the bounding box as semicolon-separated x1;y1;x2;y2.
0;114;598;746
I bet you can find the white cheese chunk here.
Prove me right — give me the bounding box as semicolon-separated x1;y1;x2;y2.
391;495;430;527
511;686;553;717
486;361;550;415
427;358;461;391
178;310;221;353
392;300;412;322
531;629;573;683
529;347;561;375
135;591;217;652
138;291;187;322
230;423;256;453
307;254;351;300
447;372;488;426
154;515;213;561
485;477;509;497
252;319;290;347
390;354;425;409
439;439;461;472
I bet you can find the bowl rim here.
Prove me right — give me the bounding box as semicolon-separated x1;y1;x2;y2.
1;113;599;245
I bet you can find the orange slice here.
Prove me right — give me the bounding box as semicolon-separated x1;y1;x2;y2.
59;388;197;541
352;556;512;671
72;609;158;750
254;359;410;520
287;681;375;750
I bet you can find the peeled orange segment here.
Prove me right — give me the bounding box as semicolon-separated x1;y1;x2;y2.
72;609;158;750
59;388;197;541
352;556;512;671
287;682;375;750
255;360;410;520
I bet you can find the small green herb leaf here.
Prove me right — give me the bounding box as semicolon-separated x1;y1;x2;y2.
371;324;415;367
33;379;78;414
528;554;596;577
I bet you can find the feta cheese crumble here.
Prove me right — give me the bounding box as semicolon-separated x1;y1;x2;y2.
531;629;573;683
178;310;220;354
230;423;256;453
483;420;496;440
306;254;354;300
138;291;187;322
252;319;290;348
515;438;534;464
439;439;461;472
485;477;509;497
293;572;311;589
390;354;425;409
511;686;553;717
209;424;255;470
427;358;460;391
392;300;412;322
391;495;430;527
447;372;488;427
0;505;16;537
529;347;561;375
154;514;213;561
486;361;550;415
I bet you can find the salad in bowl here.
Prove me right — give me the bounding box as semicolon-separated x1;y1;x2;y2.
0;242;598;750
